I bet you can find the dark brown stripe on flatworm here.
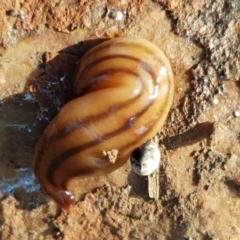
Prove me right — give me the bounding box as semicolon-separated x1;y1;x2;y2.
75;59;157;102
33;69;145;174
33;136;48;171
68;60;159;137
89;41;158;60
62;105;167;189
46;99;155;187
76;54;158;93
34;64;171;176
60;94;170;188
56;64;155;136
117;85;171;156
79;66;140;95
35;41;169;178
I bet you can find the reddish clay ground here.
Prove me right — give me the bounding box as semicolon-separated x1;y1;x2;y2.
1;0;240;239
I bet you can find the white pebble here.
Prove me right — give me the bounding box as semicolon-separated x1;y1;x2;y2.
130;140;160;176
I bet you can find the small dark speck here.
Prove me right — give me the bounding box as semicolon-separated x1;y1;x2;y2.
52;227;63;239
6;9;19;17
37;63;45;69
218;73;227;80
203;185;209;191
197;78;205;85
225;178;240;195
131;148;141;162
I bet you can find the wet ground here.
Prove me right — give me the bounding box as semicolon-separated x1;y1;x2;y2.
1;0;240;239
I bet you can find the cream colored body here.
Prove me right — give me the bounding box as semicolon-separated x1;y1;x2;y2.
33;37;174;209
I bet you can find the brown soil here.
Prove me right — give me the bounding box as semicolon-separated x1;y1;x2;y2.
1;0;240;239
